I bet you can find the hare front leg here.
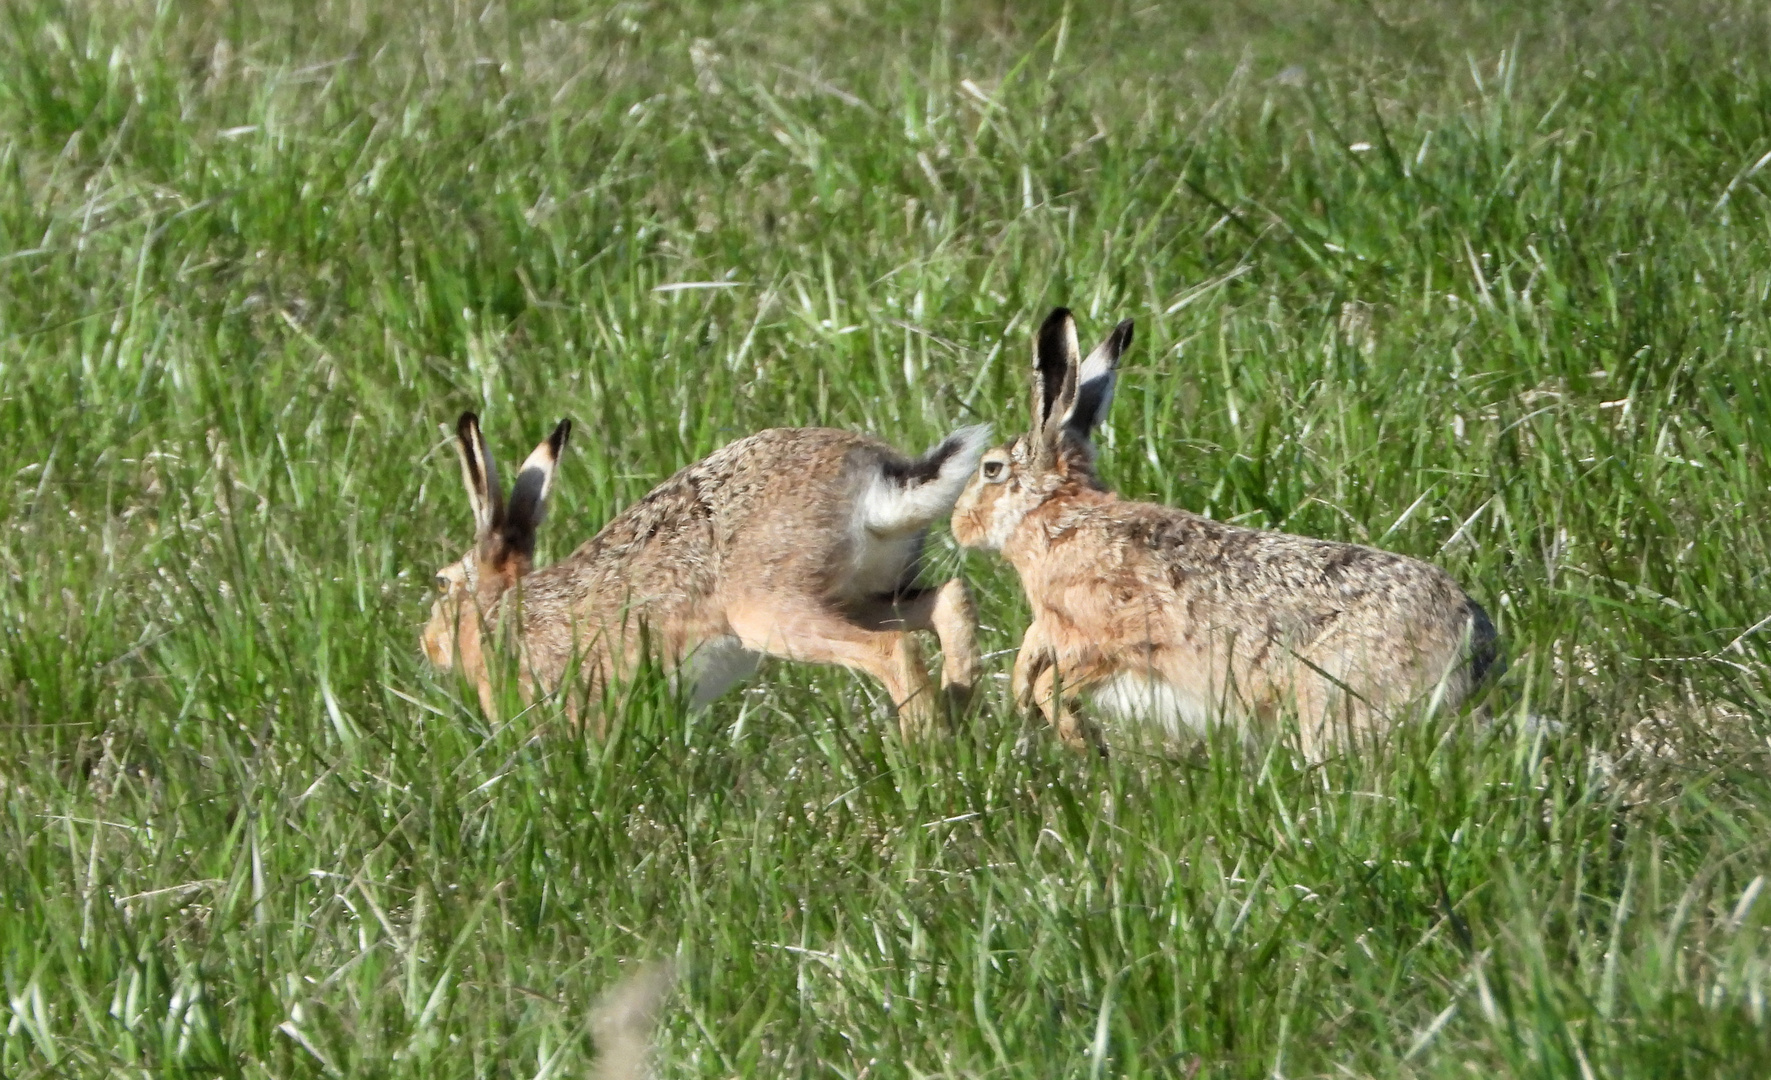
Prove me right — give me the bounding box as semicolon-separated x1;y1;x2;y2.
928;578;980;705
727;601;939;739
1011;624;1104;753
845;578;979;712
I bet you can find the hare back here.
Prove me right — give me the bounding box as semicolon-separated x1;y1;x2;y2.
497;427;968;686
690;426;969;603
1020;497;1490;706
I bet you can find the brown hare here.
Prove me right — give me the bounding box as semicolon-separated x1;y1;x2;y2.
951;308;1499;759
421;413;989;737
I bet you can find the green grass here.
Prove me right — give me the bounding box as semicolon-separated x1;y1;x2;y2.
3;0;1771;1075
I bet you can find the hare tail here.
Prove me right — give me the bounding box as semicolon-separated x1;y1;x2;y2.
861;424;991;537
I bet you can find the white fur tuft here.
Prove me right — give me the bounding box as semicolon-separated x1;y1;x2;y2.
1091;671;1220;740
860;424;992;537
678;635;761;708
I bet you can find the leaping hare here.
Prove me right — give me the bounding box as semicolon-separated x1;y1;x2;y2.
951;308;1499;759
421;413;989;736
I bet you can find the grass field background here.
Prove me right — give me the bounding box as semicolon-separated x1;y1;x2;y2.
4;0;1771;1076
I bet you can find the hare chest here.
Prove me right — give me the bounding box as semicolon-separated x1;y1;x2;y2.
1090;670;1219;740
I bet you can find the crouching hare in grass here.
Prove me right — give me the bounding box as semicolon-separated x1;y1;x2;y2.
951;309;1500;759
421;413;989;736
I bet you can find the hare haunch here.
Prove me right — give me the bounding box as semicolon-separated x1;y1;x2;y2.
951;308;1499;758
422;414;989;736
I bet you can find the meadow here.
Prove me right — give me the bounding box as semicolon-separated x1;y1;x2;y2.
3;0;1771;1075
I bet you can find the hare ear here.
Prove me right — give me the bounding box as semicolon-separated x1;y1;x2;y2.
456;412;503;540
499;418;571;557
1063;318;1134;443
1032;308;1081;440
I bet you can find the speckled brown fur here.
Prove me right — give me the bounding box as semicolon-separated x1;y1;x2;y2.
953;309;1499;758
423;418;988;736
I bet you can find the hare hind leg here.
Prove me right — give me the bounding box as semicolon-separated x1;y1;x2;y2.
846;578;980;707
727;600;940;739
1282;664;1385;762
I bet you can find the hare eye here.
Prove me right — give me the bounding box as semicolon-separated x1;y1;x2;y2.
982;460;1006;482
435;574;449;593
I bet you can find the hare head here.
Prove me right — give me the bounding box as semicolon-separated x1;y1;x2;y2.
421;412;571;671
952;308;1134;552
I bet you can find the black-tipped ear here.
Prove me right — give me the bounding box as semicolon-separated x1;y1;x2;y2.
499;418;570;556
1032;308;1081;435
455;412;503;539
1064;318;1134;442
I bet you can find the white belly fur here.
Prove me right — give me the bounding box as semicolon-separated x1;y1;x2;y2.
843;531;921;601
679;635;761;708
1089;671;1219;740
